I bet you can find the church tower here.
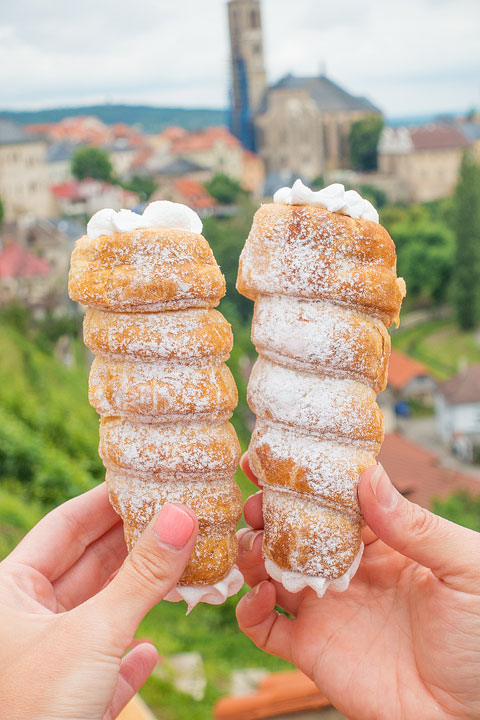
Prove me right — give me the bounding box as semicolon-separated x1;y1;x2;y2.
227;0;267;151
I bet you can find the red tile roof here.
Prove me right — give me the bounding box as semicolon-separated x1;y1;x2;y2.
160;126;188;141
214;671;331;720
439;365;480;405
171;126;240;153
410;125;470;151
378;432;480;508
174;178;217;209
51;181;81;200
387;348;430;391
0;241;50;278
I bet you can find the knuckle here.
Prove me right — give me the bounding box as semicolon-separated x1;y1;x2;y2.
408;505;441;540
126;544;174;591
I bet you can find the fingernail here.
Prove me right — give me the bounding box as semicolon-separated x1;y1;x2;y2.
239;529;263;552
370;463;398;509
250;580;267;599
154;504;195;549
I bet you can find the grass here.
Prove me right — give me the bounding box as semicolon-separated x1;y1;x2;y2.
391;318;480;379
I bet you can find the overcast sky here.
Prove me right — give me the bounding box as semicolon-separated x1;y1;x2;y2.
1;0;479;117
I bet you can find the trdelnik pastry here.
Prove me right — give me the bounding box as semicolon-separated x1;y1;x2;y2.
237;180;406;598
69;201;243;612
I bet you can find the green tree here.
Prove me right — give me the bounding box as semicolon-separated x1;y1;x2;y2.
433;491;480;532
358;183;387;209
393;221;455;305
349;115;384;171
121;175;156;202
205;173;246;204
0;196;4;226
453;152;480;330
71;146;113;182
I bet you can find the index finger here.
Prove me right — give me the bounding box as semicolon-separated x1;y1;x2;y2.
240;453;261;488
6;483;121;581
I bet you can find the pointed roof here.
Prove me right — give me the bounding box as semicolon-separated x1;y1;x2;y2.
387;348;431;391
0;117;38;146
265;74;380;114
439;365;480;405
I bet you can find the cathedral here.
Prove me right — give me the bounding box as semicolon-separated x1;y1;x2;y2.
227;0;381;182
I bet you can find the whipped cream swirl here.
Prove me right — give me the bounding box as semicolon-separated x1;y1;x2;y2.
274;179;379;223
87;200;203;239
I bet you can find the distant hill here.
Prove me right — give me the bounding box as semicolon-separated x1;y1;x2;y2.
0;104;228;133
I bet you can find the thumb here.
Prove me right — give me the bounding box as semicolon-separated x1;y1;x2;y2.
92;503;197;638
358;464;480;593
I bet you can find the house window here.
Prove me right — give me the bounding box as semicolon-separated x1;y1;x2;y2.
250;9;259;27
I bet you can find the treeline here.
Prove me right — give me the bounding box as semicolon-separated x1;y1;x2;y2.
1;105;227;133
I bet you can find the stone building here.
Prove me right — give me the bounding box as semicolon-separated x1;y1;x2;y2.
0;118;50;221
378;125;471;203
255;74;381;180
228;0;267;150
227;0;381;179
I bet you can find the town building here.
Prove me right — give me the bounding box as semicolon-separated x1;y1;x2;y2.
227;0;381;180
0;218;75;309
227;0;267;151
378;432;480;506
386;348;436;403
50;179;138;217
0;118;50;221
435;365;480;463
150;178;217;216
378;124;471;203
169;126;244;180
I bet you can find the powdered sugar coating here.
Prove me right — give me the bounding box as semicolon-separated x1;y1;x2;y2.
100;419;240;476
237;202;405;591
252;296;389;391
84;308;233;363
89;357;237;422
237;204;405;327
248;357;383;446
69;219;243;611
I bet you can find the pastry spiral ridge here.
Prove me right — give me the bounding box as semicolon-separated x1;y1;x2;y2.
69;225;243;600
237;203;405;586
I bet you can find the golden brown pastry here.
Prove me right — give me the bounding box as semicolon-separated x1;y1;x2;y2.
69;202;243;609
237;185;405;595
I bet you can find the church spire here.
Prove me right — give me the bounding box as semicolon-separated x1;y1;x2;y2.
227;0;267;151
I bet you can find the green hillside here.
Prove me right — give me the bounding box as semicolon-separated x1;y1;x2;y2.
1;105;227;133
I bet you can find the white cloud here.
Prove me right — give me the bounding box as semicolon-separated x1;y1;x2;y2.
0;0;479;115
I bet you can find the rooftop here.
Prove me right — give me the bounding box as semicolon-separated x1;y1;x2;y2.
171;126;240;153
378;432;480;507
214;670;336;719
0;117;38;146
410;125;471;151
265;74;380;114
439;365;480;405
387;348;431;391
0;241;50;279
158;157;207;175
174;178;216;209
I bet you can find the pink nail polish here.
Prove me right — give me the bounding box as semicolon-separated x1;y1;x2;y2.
370;464;398;509
154;504;195;549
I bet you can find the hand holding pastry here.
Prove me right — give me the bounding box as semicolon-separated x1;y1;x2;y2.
236;456;480;720
0;484;197;720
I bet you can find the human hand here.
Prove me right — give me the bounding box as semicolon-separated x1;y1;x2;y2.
0;483;197;720
236;456;480;720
